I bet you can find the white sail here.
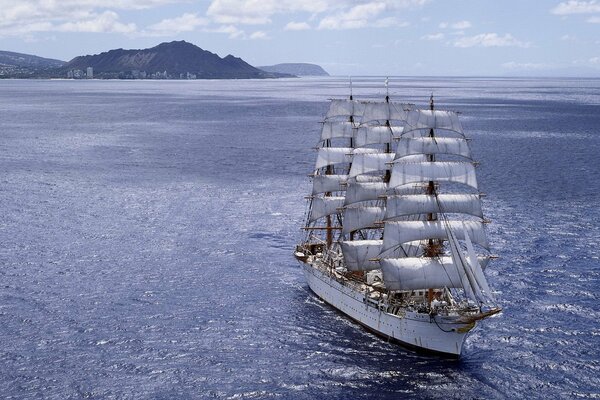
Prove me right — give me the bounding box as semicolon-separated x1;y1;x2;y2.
342;206;385;234
395;137;471;160
308;196;344;222
404;109;463;133
389;161;478;190
385;194;483;219
320;121;355;141
315;147;353;170
361;101;408;123
312;174;348;195
463;224;494;301
344;181;387;206
325;99;365;119
340;240;382;271
355;126;394;148
381;220;489;252
349;153;394;178
380;257;464;291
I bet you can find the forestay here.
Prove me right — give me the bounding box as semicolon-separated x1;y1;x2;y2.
381;220;489;252
340;240;382;271
389;161;478;189
395;137;471;160
342;206;385;234
385;194;483;219
308;196;344;222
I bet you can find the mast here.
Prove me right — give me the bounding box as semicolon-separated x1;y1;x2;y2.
380;97;495;306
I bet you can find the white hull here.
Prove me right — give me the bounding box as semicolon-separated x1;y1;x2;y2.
302;262;474;357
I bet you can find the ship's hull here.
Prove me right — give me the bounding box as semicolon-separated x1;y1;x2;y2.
301;262;474;357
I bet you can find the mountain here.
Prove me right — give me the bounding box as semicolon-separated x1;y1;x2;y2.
258;63;329;76
65;41;290;79
0;51;65;78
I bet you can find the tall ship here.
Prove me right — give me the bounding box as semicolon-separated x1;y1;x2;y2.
295;86;501;357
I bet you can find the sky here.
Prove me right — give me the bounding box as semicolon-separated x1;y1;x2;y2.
0;0;599;76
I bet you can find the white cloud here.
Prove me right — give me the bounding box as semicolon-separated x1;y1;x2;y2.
249;30;268;39
284;21;311;30
454;33;531;48
421;33;444;40
501;61;552;70
56;11;136;33
451;20;471;29
0;0;185;37
206;0;427;28
561;34;576;40
590;56;600;64
439;20;471;29
206;0;329;25
142;13;208;36
551;0;600;14
210;24;245;39
588;15;600;22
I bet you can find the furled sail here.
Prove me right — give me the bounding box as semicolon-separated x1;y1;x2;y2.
403;109;463;133
325;99;365;119
380;257;463;291
385;194;483;220
395;137;471;160
349;153;394;178
381;220;489;252
315;147;353;170
320;121;355;141
340;240;382;271
389;161;478;189
312;174;348;195
342;206;385;234
344;181;387;206
308;196;345;222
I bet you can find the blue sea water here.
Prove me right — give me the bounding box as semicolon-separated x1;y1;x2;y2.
0;77;599;399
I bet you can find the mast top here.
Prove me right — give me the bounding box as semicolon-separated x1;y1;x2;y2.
349;77;353;100
430;93;434;111
385;77;390;103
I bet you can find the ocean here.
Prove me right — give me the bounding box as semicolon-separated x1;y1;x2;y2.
0;77;598;399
